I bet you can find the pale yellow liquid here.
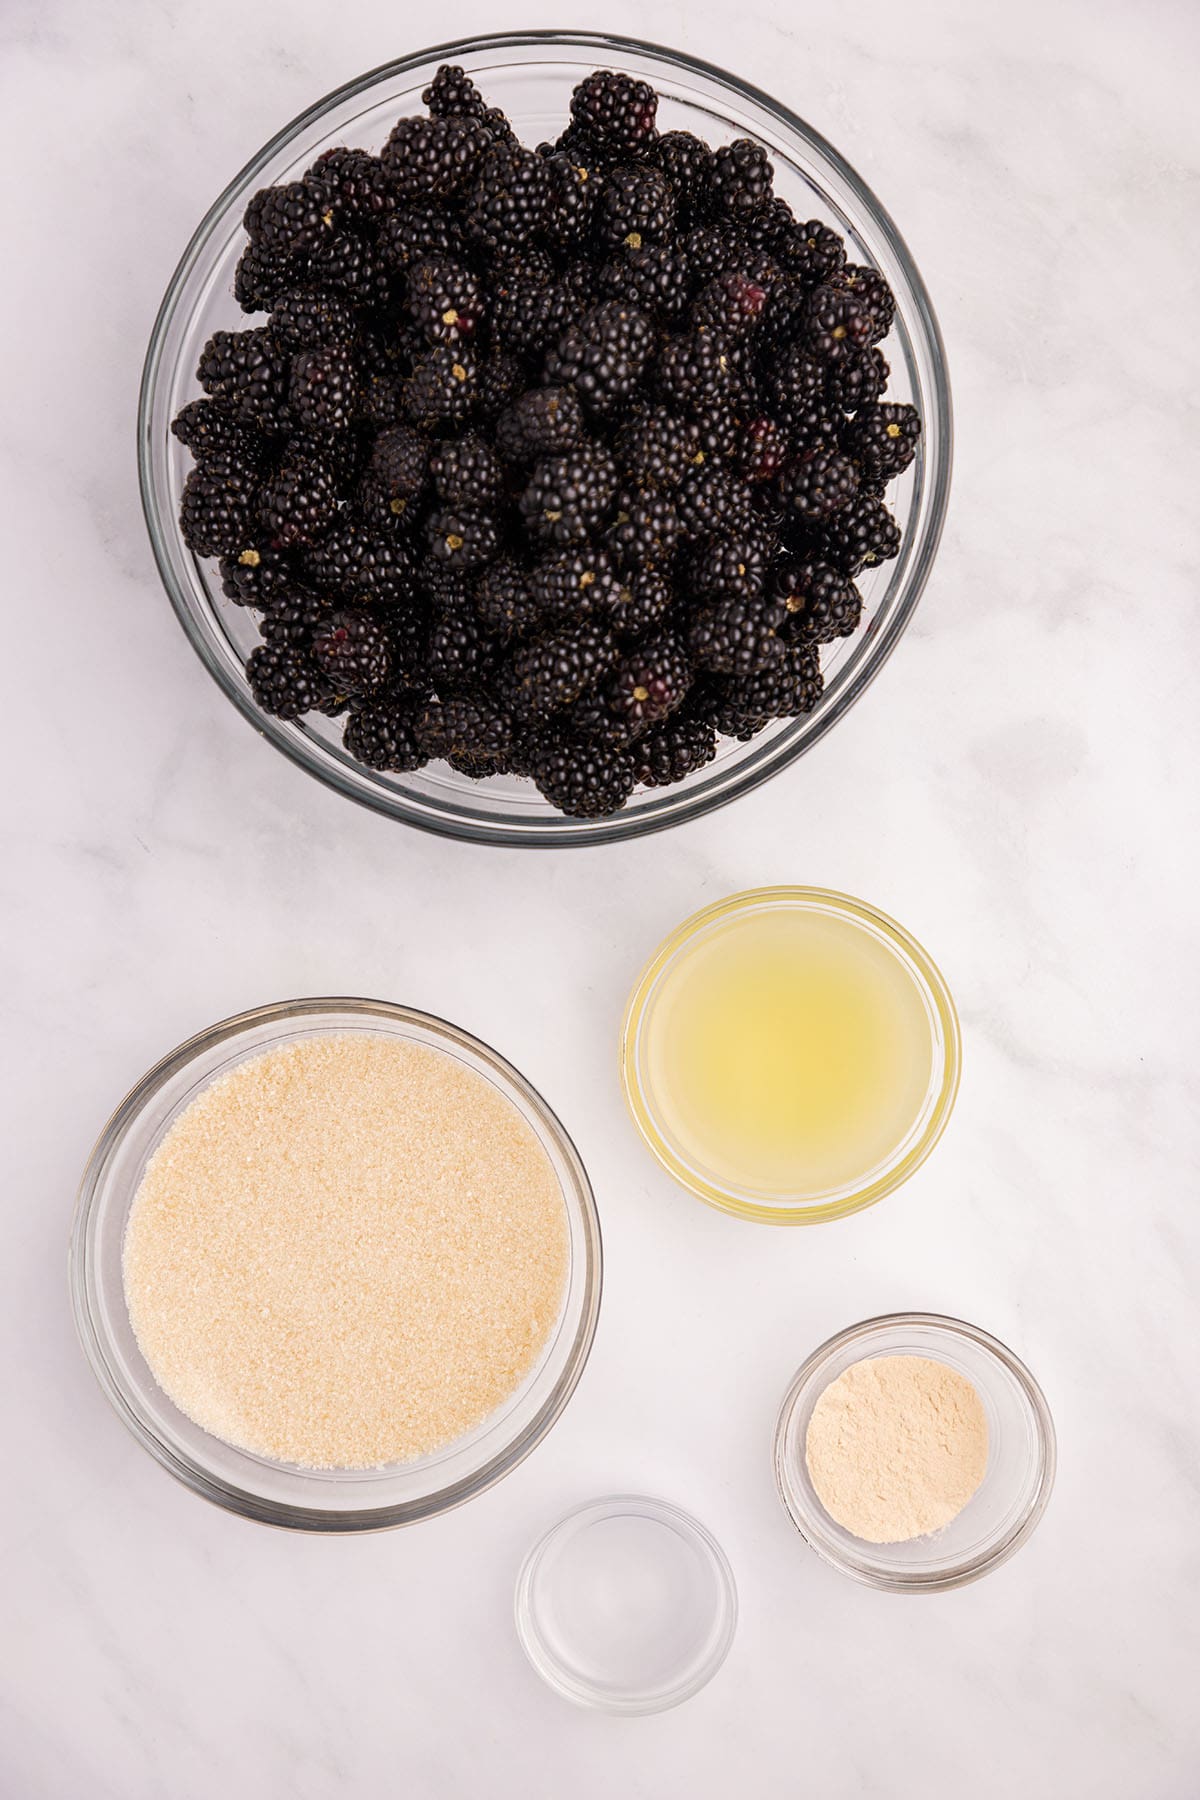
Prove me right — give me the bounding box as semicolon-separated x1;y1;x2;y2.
641;906;936;1196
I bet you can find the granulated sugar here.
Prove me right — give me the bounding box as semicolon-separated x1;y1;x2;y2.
804;1354;988;1543
123;1033;569;1469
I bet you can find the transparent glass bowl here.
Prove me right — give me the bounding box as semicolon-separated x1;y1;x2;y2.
774;1314;1056;1591
139;30;952;846
621;888;961;1224
69;998;602;1531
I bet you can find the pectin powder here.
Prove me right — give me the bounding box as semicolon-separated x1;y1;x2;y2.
122;1033;569;1469
804;1354;988;1543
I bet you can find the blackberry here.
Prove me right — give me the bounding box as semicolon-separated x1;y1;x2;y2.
766;342;825;425
632;715;718;787
427;603;497;692
504;617;617;717
423;64;489;121
518;445;618;547
343;694;427;771
403;347;478;426
691;272;768;337
606;568;673;639
285;426;365;488
496;386;586;463
379;202;467;271
311;608;391;694
311;146;395;226
256;588;330;649
361;423;429;523
696;643;823;738
376;604;432;688
475;558;540;636
196;328;288;427
413;694;513;770
775;560;862;644
598;244;692;324
542;154;595;251
306;520;415;606
814;492;901;576
841;402;921;481
474;353;526;420
407;257;485;345
527;548;619;620
430;433;504;511
655;131;715;218
305;231;391;310
258;454;340;547
779;446;860;523
425;506;500;572
682;223;749;283
417;556;470;614
569;71;658;154
268;288;357;351
706;140;773;219
466;143;549;250
608;634;691;729
567;683;643;749
530;731;636;818
689;592;785;675
804;283;873;361
289;341;360;432
737;415;789;484
687;532;768;602
491;265;572;356
544;301;655;417
737;195;795;253
824;345;889;413
170;399;264;467
778;218;846;283
688;399;742;462
616;408;699;490
233;241;298;312
603;488;680;571
381;115;492;198
179;461;258;557
656;330;741;412
674;465;758;537
244;177;337;254
595;162;674;249
219;543;297;606
836;264;896;342
246;642;335;720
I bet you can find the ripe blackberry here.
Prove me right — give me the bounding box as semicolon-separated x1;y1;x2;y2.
427;603;497;692
179;462;258;557
381;115;492;198
608;634;691;730
804;283;873;361
244;177;337;254
688;591;786;675
688;399;742;462
603;488;680;571
305;231;391;309
425;507;500;572
824;345;889;413
687;532;768;602
407;257;485;345
779;218;846;283
343;694;427;771
374;606;431;689
595;162;675;249
417;556;470;614
218;543;297;606
311;608;391;694
683;223;749;283
692;271;767;337
361;424;429;523
423;65;515;141
378;202;467;271
429;433;504;511
842;402;921;481
632;715;718;787
606;568;673;639
491;265;573;356
311;146;395;226
403;347;478;426
171;399;264;467
696;643;823;738
196;328;288;427
475;559;540;636
544;301;655;417
258;454;340;547
655;131;715;218
674;464;758;537
413;694;513;770
496;386;586;463
656;330;741;412
616;408;700;489
706;139;773;219
527;548;619;620
288;342;360;432
836;265;896;342
569;71;658;154
737;415;789;484
779;447;860;523
268;288;357;351
530;730;636;818
474;353;526;420
567;683;642;749
246;642;335;720
285;427;365;488
233;241;298;312
775;560;863;644
814;492;901;575
542;154;596;250
504;617;617;717
518;445;619;547
256;588;330;649
466;143;549;249
306;520;415;606
766;342;825;423
598;243;692;324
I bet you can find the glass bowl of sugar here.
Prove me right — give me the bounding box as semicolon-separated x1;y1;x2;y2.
70;997;601;1531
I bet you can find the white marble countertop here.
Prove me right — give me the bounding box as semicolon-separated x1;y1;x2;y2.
4;0;1199;1793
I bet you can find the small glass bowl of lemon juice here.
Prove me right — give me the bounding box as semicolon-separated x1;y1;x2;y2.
621;889;960;1225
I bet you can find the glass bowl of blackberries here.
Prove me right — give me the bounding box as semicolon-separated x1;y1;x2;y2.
142;32;951;845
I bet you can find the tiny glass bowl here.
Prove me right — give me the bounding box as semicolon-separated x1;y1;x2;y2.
774;1314;1056;1591
139;30;952;846
620;888;961;1225
69;998;602;1532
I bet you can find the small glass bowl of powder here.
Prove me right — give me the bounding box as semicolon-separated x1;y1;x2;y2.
773;1314;1055;1591
71;998;601;1531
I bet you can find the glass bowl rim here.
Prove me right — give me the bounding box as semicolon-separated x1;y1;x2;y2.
620;886;962;1224
772;1311;1057;1591
68;995;603;1532
138;28;953;848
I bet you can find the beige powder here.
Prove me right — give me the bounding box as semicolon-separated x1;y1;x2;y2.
805;1354;988;1543
122;1033;569;1469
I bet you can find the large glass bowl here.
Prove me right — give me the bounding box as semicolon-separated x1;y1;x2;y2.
140;31;952;845
69;999;602;1532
